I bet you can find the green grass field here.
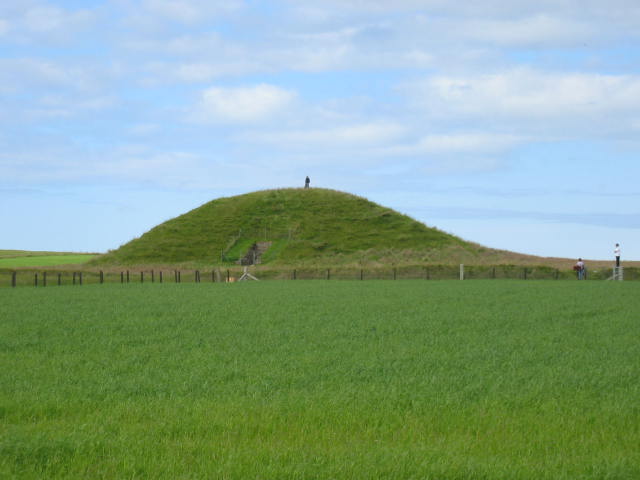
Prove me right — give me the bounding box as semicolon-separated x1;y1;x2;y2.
1;280;638;479
0;254;97;268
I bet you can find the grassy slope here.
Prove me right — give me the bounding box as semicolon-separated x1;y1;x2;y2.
1;281;638;479
92;188;480;267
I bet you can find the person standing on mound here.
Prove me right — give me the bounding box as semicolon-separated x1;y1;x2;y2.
614;243;621;267
304;176;310;189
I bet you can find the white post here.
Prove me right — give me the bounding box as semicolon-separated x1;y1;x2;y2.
238;266;259;281
460;264;464;280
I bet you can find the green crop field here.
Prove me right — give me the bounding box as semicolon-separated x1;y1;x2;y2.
1;281;638;479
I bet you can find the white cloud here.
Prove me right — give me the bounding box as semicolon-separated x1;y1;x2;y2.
128;124;161;136
124;19;438;82
405;69;640;120
240;126;522;175
164;32;227;56
384;133;524;156
0;143;211;188
287;0;640;19
195;84;297;123
275;44;355;72
173;61;256;82
284;1;640;53
141;0;243;24
422;157;505;175
27;94;117;118
0;59;83;90
248;122;408;148
174;63;223;83
0;58;106;93
101;150;202;182
457;15;593;47
0;4;97;43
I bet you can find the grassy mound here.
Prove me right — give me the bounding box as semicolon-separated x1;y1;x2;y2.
92;188;477;266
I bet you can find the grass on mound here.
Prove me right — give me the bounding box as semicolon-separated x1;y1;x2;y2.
91;188;472;266
1;280;638;479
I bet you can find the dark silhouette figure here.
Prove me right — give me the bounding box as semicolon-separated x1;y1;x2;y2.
304;176;310;189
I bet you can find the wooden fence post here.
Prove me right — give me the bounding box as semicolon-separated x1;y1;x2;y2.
211;270;215;282
12;271;16;287
141;271;144;283
327;269;330;280
43;272;47;287
393;268;397;280
195;270;200;283
126;270;130;283
159;271;163;283
151;270;154;283
34;273;38;287
120;272;124;284
100;271;104;284
293;269;297;280
58;273;61;286
360;269;363;280
178;271;181;283
79;272;83;285
226;270;230;282
492;267;496;279
523;268;527;280
73;272;76;285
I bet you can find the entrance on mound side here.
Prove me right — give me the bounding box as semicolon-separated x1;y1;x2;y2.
238;241;272;266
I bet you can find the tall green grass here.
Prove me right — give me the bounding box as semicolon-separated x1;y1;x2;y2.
1;281;639;478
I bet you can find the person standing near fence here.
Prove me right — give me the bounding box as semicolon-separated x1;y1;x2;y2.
574;258;586;280
614;243;621;267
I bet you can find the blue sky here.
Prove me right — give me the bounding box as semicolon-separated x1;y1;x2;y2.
1;0;639;261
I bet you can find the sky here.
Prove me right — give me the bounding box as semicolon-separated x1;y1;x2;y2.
1;0;640;261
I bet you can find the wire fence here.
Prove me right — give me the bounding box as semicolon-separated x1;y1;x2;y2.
1;265;637;288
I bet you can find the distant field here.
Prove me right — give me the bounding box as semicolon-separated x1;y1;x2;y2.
1;281;638;479
0;251;97;268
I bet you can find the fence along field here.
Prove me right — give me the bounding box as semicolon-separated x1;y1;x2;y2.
1;280;639;478
1;264;638;287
